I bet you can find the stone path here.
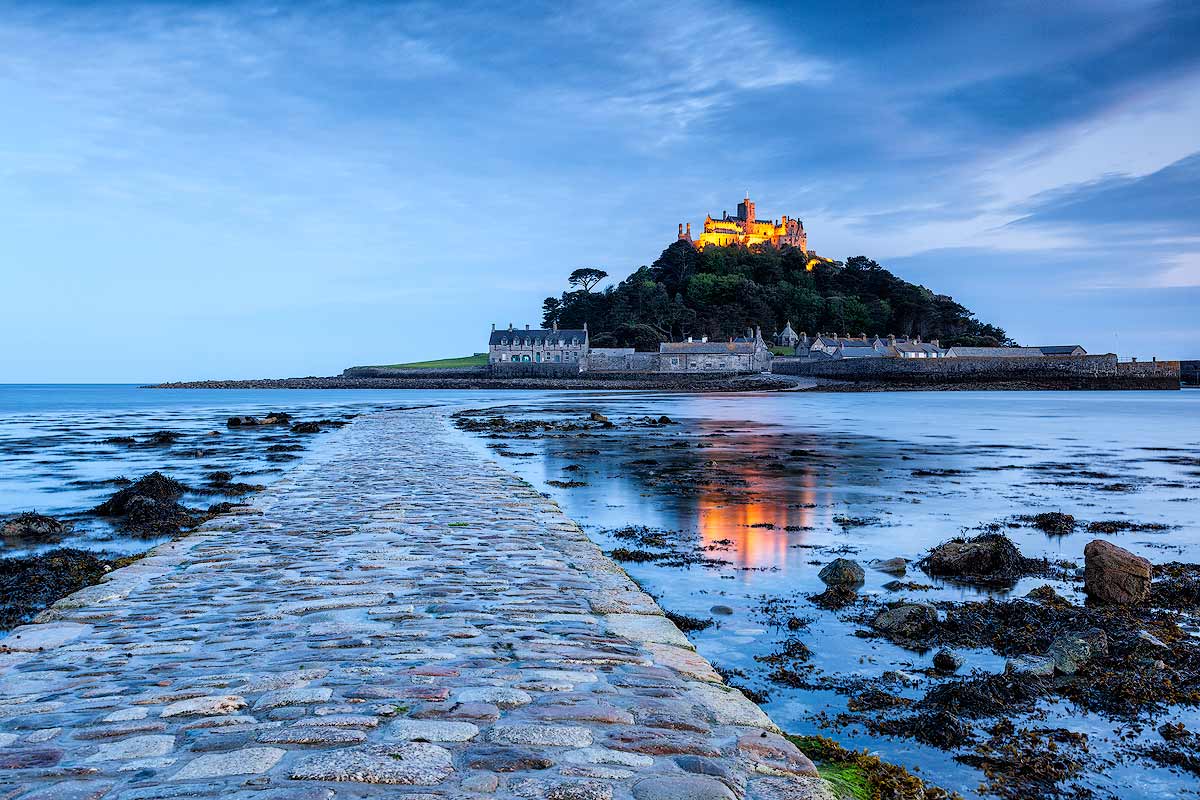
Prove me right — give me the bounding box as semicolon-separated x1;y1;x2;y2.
0;410;829;800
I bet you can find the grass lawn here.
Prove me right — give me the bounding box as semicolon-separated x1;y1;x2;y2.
377;353;489;369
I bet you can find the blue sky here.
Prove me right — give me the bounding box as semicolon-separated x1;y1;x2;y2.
1;0;1198;381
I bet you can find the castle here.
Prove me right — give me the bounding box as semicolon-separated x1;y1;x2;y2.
677;194;807;251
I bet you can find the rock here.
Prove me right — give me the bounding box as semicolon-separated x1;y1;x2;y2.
488;724;593;748
455;686;532;707
545;780;615;800
161;695;247;718
462;773;501;792
589;412;609;424
1007;655;1055;677
710;605;734;615
1084;539;1151;605
933;649;962;673
2;622;93;652
385;719;479;742
737;731;819;777
2;512;70;540
258;726;367;745
86;735;175;762
289;742;453;785
291;422;322;434
463;745;555;771
1047;629;1108;675
817;558;864;587
919;533;1037;582
871;603;937;640
253;687;332;710
631;775;737;800
171;747;284;780
870;557;908;576
0;748;62;769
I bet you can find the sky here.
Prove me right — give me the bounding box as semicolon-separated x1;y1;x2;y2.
1;0;1198;382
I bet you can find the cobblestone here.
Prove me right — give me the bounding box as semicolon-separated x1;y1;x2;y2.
0;410;827;798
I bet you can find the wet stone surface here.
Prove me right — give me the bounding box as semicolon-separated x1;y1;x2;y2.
0;410;824;799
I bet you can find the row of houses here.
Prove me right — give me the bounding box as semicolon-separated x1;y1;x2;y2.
776;325;1085;361
487;322;1086;374
487;323;772;373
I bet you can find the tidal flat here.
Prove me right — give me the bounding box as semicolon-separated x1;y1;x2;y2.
454;390;1200;800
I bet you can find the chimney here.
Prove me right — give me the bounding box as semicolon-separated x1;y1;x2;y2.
491;323;495;331
678;223;683;237
860;332;867;341
931;338;940;348
525;324;530;330
915;334;922;343
701;336;708;343
888;334;896;346
687;336;693;343
509;323;513;331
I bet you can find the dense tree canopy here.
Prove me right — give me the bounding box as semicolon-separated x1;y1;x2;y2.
542;242;1012;350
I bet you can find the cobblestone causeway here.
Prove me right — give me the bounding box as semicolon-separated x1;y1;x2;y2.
0;410;831;800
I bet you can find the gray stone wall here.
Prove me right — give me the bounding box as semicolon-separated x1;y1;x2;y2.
774;354;1180;388
586;350;661;372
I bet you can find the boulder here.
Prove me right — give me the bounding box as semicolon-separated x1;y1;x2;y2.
870;557;908;576
932;649;962;673
2;513;70;540
871;603;937;640
1084;540;1151;605
818;558;864;587
290;422;321;434
1047;629;1108;675
589;412;609;424
919;533;1038;582
1006;655;1055;678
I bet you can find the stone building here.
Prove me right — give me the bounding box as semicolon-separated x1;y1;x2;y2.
488;323;588;365
659;328;773;373
677;194;807;251
775;321;800;349
787;333;947;359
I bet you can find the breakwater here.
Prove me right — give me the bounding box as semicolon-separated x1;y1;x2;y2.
0;409;827;799
774;354;1181;390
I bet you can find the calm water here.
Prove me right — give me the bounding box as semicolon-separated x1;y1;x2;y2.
2;384;1198;798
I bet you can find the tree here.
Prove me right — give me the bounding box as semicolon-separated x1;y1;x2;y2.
568;267;608;293
541;243;1007;350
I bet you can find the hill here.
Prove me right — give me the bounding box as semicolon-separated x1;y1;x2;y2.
542;242;1011;351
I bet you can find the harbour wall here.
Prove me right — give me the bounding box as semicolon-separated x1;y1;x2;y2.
773;354;1181;389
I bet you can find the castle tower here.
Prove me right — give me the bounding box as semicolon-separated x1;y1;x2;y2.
736;193;756;224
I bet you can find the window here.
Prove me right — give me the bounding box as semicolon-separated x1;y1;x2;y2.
501;339;508;346
554;354;561;362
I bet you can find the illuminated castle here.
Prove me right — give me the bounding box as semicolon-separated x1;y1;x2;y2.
677;194;807;251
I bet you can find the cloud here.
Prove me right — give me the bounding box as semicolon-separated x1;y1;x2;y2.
1013;151;1200;231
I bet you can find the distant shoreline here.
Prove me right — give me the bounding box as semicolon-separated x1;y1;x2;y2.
144;373;1182;392
144;374;809;392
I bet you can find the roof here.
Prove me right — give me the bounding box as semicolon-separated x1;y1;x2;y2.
947;347;1045;357
660;341;756;354
489;328;587;346
1038;345;1086;355
892;342;945;354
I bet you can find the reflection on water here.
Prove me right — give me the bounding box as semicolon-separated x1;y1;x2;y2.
459;390;1200;800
